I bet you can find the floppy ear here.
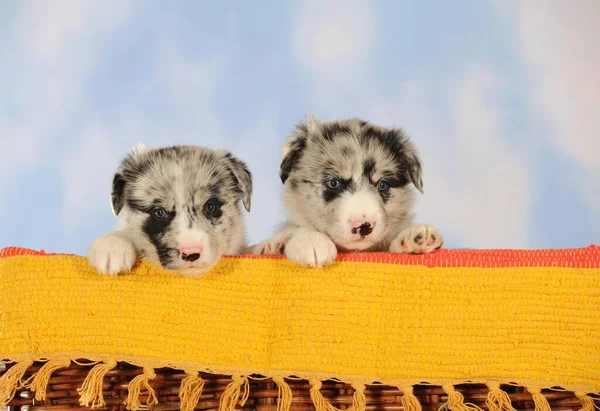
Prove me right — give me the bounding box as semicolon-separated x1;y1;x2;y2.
402;138;424;194
110;143;150;217
110;172;126;216
224;153;253;212
279;113;317;184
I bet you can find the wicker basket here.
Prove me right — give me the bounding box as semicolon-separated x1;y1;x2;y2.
1;362;595;411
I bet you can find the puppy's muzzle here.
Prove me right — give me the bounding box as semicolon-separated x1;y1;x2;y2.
349;218;376;237
180;246;203;263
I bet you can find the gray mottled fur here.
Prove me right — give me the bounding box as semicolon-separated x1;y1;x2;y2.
88;144;252;276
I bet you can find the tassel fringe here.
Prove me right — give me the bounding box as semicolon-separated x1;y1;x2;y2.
219;375;250;411
441;384;484;411
77;358;118;408
179;371;205;411
400;386;423;411
24;356;71;401
350;383;367;411
272;376;292;411
576;392;600;411
0;358;34;406
486;381;516;411
309;379;367;411
124;367;158;410
0;358;598;411
527;388;551;411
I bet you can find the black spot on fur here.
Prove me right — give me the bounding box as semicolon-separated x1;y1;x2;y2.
363;158;376;179
361;126;417;189
204;198;224;224
280;133;307;184
322;177;354;203
377;176;406;203
142;205;176;268
110;173;126;215
322;123;351;141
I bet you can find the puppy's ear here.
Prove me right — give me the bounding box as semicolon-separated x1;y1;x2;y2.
280;113;316;184
402;139;424;194
110;143;149;216
110;172;126;216
224;153;253;212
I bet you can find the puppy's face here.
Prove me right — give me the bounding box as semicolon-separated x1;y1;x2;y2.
111;145;252;275
280;115;423;251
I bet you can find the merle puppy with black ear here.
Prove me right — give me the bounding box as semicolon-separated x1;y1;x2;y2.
88;144;252;277
253;114;443;267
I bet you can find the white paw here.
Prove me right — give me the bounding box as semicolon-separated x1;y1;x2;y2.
252;233;291;256
87;233;137;276
389;224;443;254
285;230;337;268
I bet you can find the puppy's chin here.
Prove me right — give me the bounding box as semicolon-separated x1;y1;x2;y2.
174;264;218;278
146;258;220;278
332;237;378;252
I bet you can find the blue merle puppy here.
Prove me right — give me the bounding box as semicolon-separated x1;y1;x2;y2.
253;114;443;267
88;144;252;277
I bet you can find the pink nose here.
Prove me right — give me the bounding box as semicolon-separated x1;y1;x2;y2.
179;246;203;262
349;218;376;237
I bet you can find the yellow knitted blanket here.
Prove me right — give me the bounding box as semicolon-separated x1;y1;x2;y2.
1;246;599;411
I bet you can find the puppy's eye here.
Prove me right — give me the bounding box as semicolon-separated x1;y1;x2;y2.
377;180;390;192
152;207;168;220
204;201;221;216
326;179;341;190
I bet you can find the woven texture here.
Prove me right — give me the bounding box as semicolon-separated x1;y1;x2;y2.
1;246;600;411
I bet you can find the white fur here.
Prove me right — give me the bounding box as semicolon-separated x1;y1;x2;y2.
284;228;338;268
88;231;137;276
390;224;444;254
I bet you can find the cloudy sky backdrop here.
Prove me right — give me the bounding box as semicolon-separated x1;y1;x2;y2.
1;0;598;255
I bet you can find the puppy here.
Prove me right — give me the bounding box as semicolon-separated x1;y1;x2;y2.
88;144;252;277
253;114;443;267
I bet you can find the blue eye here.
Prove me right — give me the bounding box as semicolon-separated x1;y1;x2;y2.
326;179;341;190
378;180;389;192
152;207;168;220
204;200;221;216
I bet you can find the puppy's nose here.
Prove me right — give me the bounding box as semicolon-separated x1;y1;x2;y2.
180;246;203;262
349;218;376;237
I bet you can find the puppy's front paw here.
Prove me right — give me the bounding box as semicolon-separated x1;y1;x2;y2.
390;224;443;254
285;230;337;268
252;233;291;256
87;233;137;276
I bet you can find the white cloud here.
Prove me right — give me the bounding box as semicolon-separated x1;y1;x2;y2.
367;66;532;248
501;0;600;217
232;112;287;245
61;127;121;230
0;0;135;216
59;42;230;230
18;0;133;63
292;0;376;101
157;44;226;145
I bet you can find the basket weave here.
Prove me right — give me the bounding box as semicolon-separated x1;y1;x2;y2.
1;362;594;411
1;246;600;411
